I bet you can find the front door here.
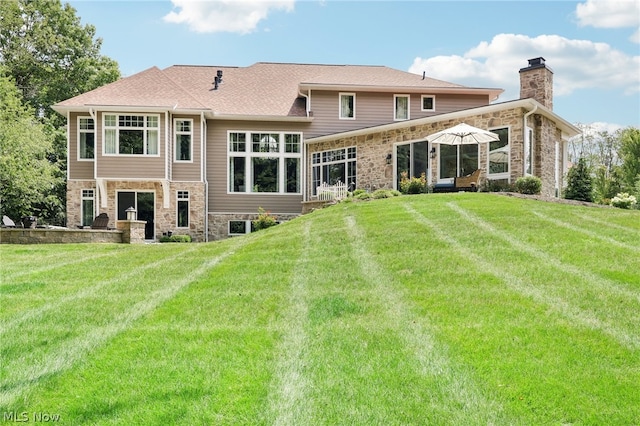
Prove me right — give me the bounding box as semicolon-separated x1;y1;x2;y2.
117;191;155;240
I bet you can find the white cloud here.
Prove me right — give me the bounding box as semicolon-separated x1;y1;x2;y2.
163;0;295;34
575;0;640;43
409;33;640;101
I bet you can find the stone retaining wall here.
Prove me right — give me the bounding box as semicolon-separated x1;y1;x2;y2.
0;228;123;244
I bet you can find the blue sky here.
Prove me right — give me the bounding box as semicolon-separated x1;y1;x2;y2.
69;0;640;131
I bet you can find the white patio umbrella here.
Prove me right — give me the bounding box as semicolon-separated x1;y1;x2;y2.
426;123;500;145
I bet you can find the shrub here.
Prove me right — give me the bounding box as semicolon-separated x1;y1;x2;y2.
252;207;278;231
352;189;367;197
481;179;515;193
514;176;542;195
564;158;593;202
372;189;399;199
399;172;426;194
610;192;637;209
354;191;372;200
159;235;192;243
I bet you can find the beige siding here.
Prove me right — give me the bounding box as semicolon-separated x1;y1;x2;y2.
206;120;308;213
95;111;166;179
68;112;95;180
172;114;203;182
306;91;490;139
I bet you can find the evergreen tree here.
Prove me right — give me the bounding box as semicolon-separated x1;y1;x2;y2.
564;157;593;202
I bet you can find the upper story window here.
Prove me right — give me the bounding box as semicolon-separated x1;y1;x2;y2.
174;119;193;162
228;131;302;194
78;117;95;160
339;93;355;119
103;114;159;156
421;95;435;112
394;95;410;121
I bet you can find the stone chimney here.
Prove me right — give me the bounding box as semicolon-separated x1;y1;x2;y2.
519;57;553;110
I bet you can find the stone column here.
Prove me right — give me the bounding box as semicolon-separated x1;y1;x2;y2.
118;220;147;244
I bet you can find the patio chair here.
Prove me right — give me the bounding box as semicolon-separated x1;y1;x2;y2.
454;169;482;192
91;213;110;230
2;215;17;228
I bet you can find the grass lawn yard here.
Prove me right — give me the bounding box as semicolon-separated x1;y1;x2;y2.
1;193;639;425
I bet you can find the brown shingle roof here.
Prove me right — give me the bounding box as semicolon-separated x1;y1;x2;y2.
55;62;501;117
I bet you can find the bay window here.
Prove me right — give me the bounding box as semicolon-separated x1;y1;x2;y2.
228;131;302;194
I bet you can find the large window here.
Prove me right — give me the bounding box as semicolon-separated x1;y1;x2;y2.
78;117;95;160
439;144;479;180
339;93;355;119
396;141;428;189
394;95;410;120
104;114;159;156
228;131;302;194
177;191;189;228
175;119;192;162
81;189;94;226
312;147;356;195
488;127;510;177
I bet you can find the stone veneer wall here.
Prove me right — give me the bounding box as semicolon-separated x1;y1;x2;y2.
208;212;299;241
67;180;206;242
519;66;553;110
306;108;534;198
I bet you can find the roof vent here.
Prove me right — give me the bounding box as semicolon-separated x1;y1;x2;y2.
213;70;223;90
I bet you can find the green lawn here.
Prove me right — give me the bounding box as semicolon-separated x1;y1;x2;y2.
1;193;639;425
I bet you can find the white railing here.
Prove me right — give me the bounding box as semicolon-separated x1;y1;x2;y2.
316;181;348;201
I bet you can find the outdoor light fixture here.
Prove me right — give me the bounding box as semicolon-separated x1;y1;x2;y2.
430;147;436;159
386;153;392;164
125;206;137;221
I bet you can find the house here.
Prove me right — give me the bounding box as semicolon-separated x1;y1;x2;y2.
53;57;581;242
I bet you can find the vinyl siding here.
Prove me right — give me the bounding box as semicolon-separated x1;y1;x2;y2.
305;91;490;139
95;111;166;180
206;120;309;213
172;114;203;182
68;112;94;180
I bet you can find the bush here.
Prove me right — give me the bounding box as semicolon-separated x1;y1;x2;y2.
352;189;367;197
564;158;593;202
399;172;426;194
480;179;515;193
610;192;637;209
372;189;400;199
159;235;192;243
252;207;278;231
514;176;542;195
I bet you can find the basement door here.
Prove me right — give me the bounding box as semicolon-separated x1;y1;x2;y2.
117;191;155;240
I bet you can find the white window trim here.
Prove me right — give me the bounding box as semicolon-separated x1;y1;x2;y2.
421;95;436;112
176;190;189;229
77;116;95;161
311;146;357;195
394;94;410;121
174;118;193;163
102;113;161;157
81;189;95;226
228;220;251;236
524;126;534;176
339;92;356;120
227;131;303;195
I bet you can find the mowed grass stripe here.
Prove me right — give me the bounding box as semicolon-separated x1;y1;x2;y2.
531;210;640;253
0;240;245;409
407;202;640;350
447;202;640;304
344;214;508;425
0;244;201;334
267;222;311;426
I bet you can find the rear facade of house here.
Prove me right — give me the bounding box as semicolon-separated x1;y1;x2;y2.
54;58;580;242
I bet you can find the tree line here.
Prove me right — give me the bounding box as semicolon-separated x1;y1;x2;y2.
1;0;119;225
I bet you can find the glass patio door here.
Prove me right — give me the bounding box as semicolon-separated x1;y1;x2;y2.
396;141;429;190
117;191;155;240
439;145;479;180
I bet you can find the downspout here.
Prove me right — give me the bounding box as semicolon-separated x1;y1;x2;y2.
523;102;538;176
88;108;101;214
202;111;209;242
298;89;310;202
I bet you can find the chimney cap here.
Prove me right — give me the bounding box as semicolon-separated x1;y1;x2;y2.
519;56;553;73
